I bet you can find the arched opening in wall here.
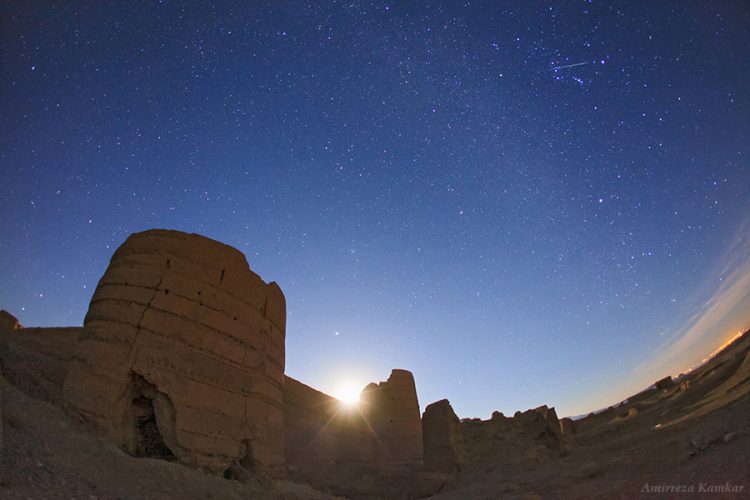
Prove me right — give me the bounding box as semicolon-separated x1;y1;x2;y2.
129;374;175;460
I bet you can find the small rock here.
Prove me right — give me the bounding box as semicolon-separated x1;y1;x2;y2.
689;436;708;453
722;432;736;443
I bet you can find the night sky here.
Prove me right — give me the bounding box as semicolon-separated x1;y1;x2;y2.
2;1;749;418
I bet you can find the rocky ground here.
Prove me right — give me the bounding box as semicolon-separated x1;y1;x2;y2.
1;329;748;499
436;329;750;499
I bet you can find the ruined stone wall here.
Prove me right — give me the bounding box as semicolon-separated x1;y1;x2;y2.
0;327;82;404
422;399;466;470
283;375;375;465
0;374;4;456
62;229;286;473
284;370;423;469
460;404;565;467
360;369;423;462
560;417;577;435
0;310;21;331
1;231;427;478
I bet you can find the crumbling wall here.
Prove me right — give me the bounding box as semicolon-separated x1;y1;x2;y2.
460;405;565;468
0;327;82;404
0;310;22;331
62;229;286;473
560;417;577;435
511;405;563;446
283;375;374;466
360;369;423;462
284;370;423;469
422;399;466;471
0;374;4;456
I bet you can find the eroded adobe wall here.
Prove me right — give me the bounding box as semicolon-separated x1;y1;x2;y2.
0;327;82;404
422;398;466;471
284;370;424;469
283;375;375;466
360;369;423;462
460;404;565;467
0;310;22;331
62;229;286;473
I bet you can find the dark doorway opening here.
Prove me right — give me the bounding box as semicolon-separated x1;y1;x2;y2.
130;374;175;460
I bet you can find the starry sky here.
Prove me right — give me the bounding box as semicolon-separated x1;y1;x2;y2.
2;1;749;418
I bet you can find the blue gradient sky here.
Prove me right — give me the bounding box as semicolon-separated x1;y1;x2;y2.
1;1;749;418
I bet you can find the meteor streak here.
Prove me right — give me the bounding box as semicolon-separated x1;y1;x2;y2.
549;61;588;71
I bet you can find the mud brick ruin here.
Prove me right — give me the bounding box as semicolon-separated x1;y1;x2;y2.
0;229;573;485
